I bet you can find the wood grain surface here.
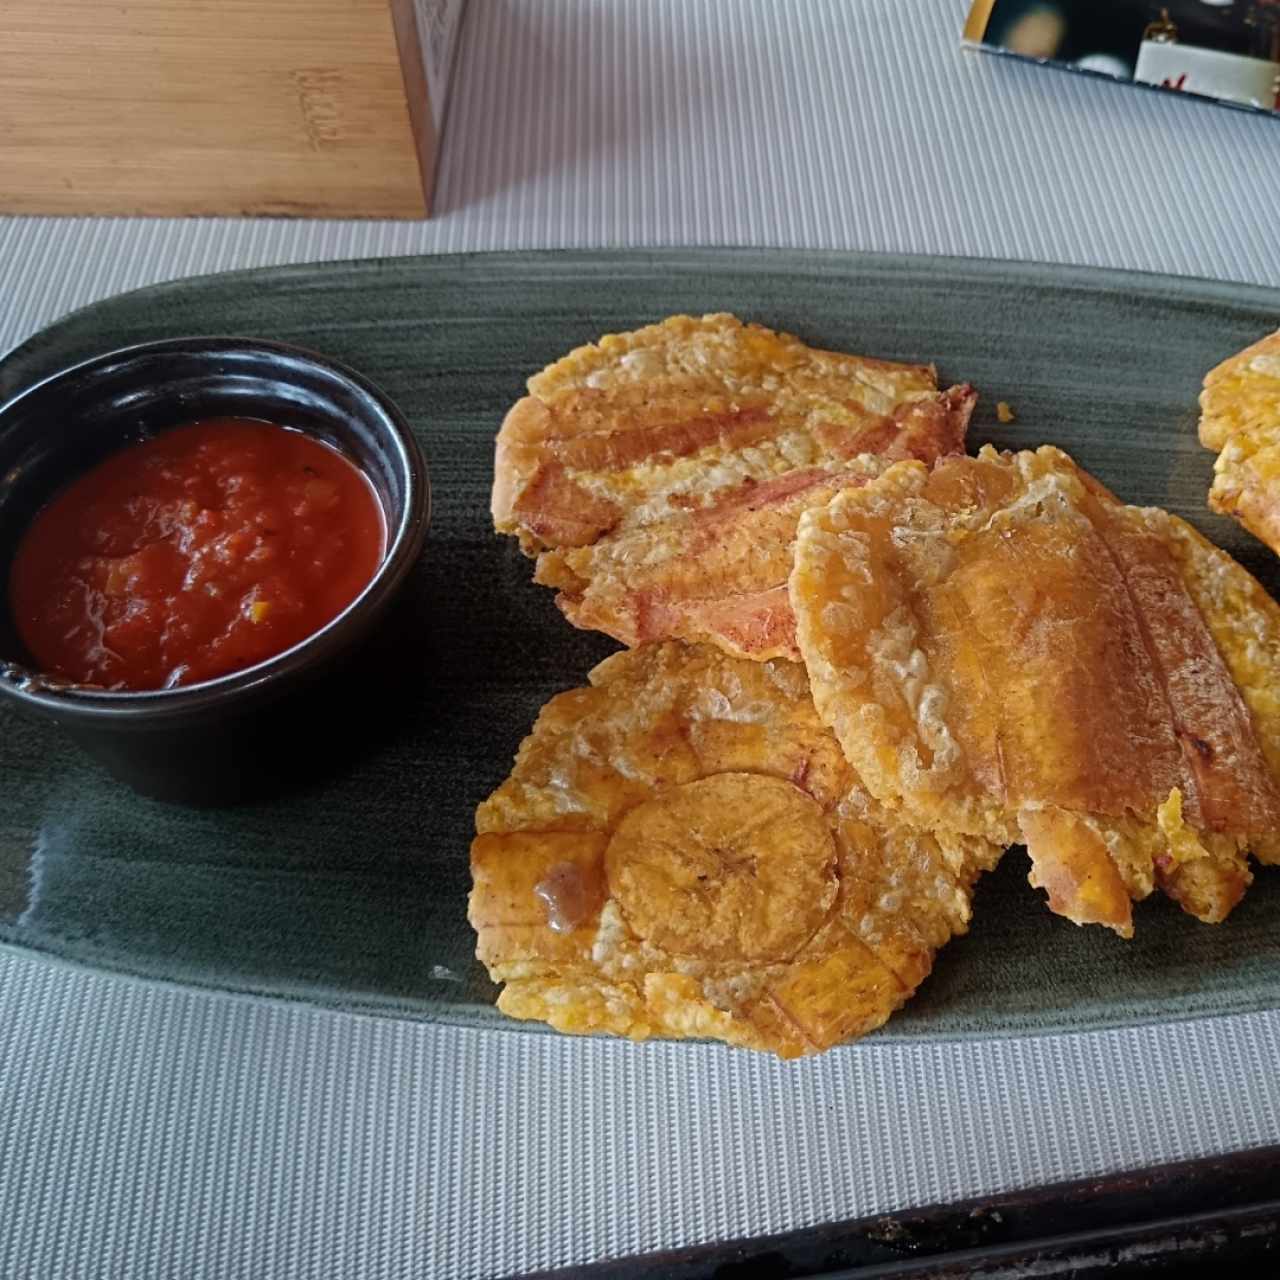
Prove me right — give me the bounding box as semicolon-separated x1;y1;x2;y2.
0;0;432;218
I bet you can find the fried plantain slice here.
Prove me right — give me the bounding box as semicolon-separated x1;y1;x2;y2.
470;642;1001;1056
790;445;1280;937
493;314;974;660
1200;330;1280;556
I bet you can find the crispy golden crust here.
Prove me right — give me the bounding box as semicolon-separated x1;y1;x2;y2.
1200;330;1280;451
493;314;973;660
1199;330;1280;555
789;446;1280;937
470;643;1001;1057
1159;511;1280;864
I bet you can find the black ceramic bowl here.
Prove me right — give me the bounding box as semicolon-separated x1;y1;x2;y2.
0;338;429;804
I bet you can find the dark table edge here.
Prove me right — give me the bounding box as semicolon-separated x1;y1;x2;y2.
529;1143;1280;1279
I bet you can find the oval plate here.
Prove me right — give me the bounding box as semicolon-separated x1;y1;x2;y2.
2;248;1278;1041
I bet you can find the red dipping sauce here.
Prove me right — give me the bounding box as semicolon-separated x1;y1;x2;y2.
9;418;386;691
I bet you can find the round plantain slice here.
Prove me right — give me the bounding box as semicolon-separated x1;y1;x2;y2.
605;773;838;964
469;642;1001;1057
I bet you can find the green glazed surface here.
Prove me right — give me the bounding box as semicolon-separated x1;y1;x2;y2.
2;249;1278;1041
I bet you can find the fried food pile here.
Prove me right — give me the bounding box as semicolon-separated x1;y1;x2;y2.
1200;330;1280;558
471;644;1000;1056
493;313;974;660
791;445;1280;939
472;315;1280;1057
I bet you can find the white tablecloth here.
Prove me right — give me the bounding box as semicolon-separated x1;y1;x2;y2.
3;3;1279;1277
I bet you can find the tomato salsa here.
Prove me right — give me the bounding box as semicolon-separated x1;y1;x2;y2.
9;418;385;690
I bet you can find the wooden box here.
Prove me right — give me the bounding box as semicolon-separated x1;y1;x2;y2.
0;0;466;218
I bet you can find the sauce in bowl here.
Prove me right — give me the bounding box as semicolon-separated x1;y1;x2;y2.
9;418;385;690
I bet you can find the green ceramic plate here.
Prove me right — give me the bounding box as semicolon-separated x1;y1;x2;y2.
2;249;1278;1041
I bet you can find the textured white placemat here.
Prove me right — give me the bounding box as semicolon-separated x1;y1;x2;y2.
2;3;1280;1278
3;947;1280;1280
